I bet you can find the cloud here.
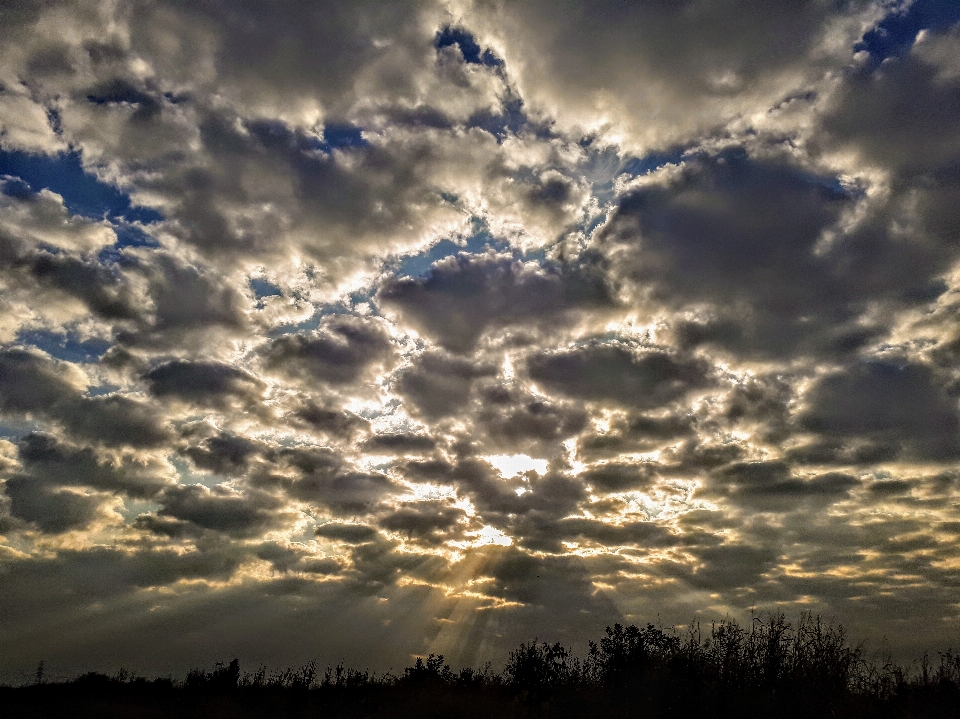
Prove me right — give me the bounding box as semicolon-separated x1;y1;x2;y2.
151;483;290;539
475;382;588;455
2;432;172;534
3;0;960;679
268;447;401;515
315;522;380;544
705;461;859;511
394;351;496;419
461;0;876;150
293;402;371;438
379;251;614;352
144;359;264;408
600;149;907;358
181;431;262;475
361;433;437;454
263;315;394;385
16;433;170;498
376;499;467;545
0;348;170;448
796;361;960;460
579;462;658;493
527;343;711;408
0;347;85;414
0;184;116;253
820;25;960;177
4;478;106;535
576;411;696;460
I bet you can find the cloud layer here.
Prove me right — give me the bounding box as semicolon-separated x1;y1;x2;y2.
2;0;960;681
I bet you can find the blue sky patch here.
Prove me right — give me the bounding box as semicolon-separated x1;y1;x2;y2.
435;27;503;67
97;223;159;267
393;221;512;279
1;177;36;200
620;148;688;178
87;79;155;107
250;277;283;299
17;330;111;364
0;149;163;224
322;123;368;150
857;0;960;63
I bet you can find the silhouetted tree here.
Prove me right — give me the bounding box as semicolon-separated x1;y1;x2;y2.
402;654;454;685
505;640;581;693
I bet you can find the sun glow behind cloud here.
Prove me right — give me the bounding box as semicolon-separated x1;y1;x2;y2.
483;454;549;478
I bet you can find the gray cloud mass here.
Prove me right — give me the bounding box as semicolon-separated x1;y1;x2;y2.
1;0;960;682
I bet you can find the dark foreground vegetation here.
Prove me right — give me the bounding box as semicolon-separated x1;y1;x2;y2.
4;614;960;718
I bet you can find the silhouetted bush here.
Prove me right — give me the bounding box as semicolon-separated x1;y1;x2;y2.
505;640;583;693
4;614;960;718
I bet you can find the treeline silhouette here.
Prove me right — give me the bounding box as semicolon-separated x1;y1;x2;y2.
4;614;960;718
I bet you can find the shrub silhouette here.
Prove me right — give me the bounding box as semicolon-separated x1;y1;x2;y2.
4;614;960;718
504;639;583;693
401;654;455;685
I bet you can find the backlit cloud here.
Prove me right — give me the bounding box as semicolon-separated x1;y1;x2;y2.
2;0;960;681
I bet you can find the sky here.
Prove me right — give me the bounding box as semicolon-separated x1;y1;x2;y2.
2;0;960;683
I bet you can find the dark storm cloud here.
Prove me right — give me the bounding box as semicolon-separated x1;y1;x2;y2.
705;461;859;511
182;432;261;475
479;548;607;609
3;477;104;534
135;0;432;109
255;541;343;575
783;438;901;468
294;402;371;438
527;343;711;408
361;433;436;454
57;394;172;448
0;544;245;626
722;374;794;442
144;360;264;407
601;150;872;358
141;254;247;335
463;0;876;148
683;543;781;592
474;381;588;454
376;499;467;544
379;251;614;352
5;433;170;534
344;532;435;592
579;462;658;493
266;447;400;515
797;361;960;460
152;483;288;538
1;239;139;320
403;455;586;525
577;411;696;460
263;315;393;385
820;26;960;178
293;471;400;516
0;347;79;414
0;204;247;346
315;522;380;544
660;439;747;476
16;433;169;498
809;27;960;350
866;478;913;497
0;348;170;448
551;516;675;548
394;351;496;419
